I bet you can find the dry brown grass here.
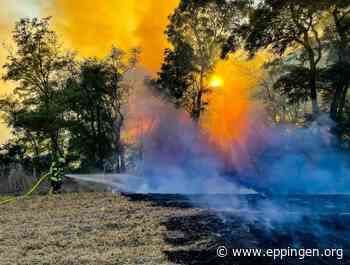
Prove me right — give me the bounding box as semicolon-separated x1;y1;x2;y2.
0;192;202;265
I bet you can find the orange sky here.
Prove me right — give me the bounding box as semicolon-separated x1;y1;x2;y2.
44;0;179;72
0;1;41;141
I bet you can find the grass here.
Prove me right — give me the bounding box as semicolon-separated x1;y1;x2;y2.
1;192;342;265
0;195;13;201
0;192;204;265
0;195;14;204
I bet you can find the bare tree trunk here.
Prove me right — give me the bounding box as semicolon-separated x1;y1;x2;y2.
330;8;349;121
330;84;343;121
192;69;205;122
308;51;319;116
50;132;62;158
27;131;39;179
112;104;126;173
338;86;349;120
114;128;126;173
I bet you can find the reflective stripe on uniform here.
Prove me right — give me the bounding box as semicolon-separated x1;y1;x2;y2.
50;174;62;182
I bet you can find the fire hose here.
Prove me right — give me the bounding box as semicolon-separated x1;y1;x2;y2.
0;172;50;205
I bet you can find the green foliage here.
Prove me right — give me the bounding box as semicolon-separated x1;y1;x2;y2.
244;0;325;115
322;1;350;121
273;66;310;105
154;41;197;112
0;18;138;175
62;47;139;172
63;59;115;169
248;0;350;136
1;17;74;160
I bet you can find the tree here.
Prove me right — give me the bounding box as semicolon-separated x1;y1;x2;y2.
244;0;324;115
105;47;140;172
63;59;115;170
0;17;138;174
156;0;244;121
153;40;197;114
63;48;139;172
1;17;73;176
321;0;350;121
253;54;312;125
2;17;73;156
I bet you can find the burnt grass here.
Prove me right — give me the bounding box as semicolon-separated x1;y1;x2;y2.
1;192;350;265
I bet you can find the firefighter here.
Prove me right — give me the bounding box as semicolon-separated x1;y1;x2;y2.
49;156;65;194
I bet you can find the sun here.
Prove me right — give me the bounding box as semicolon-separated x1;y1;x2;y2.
209;75;224;88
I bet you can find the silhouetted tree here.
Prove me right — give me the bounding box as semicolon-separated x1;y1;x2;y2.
1;17;74;176
105;47;140;172
154;41;197;114
244;0;324;115
63;48;139;172
63;59;115;170
156;0;245;121
321;0;350;121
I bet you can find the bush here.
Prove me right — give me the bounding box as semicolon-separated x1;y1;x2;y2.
7;163;34;193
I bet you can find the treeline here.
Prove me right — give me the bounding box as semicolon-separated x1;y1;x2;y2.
155;0;350;134
0;17;140;187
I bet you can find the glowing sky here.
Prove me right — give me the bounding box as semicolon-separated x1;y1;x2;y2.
0;1;41;141
44;0;179;72
0;1;266;145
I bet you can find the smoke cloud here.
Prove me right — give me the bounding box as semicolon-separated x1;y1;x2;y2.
247;115;350;194
43;0;179;72
123;75;256;195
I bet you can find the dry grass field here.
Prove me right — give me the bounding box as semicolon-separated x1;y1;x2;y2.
0;192;210;265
